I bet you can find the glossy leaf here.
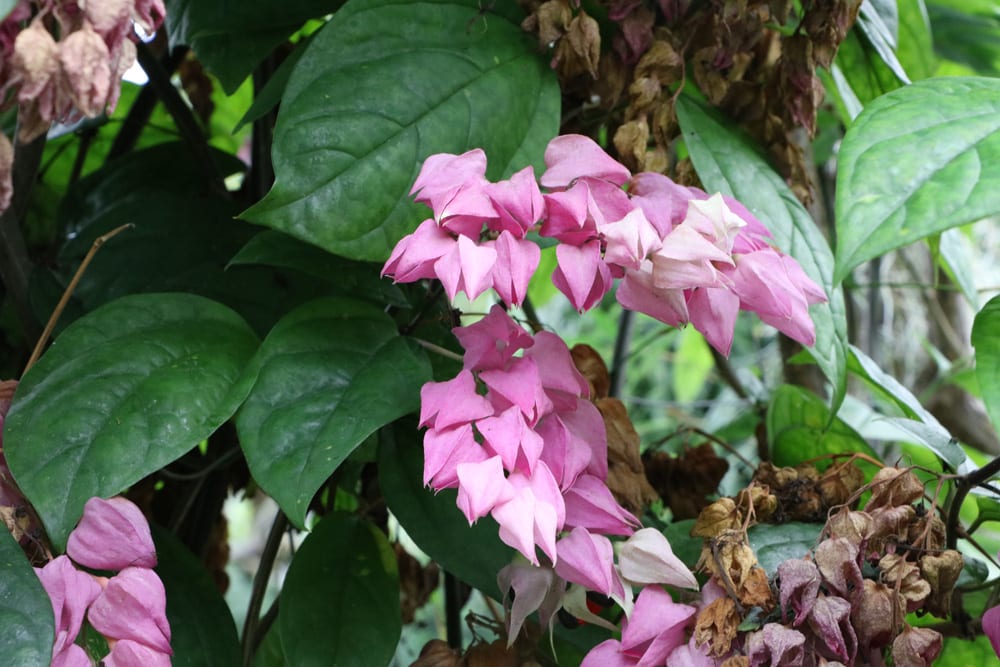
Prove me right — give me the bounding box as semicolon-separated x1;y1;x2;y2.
235;297;431;527
847;345;943;424
4;294;259;548
834;77;1000;283
748;522;820;575
378;421;513;599
153;525;241;667
973;294;1000;436
228;230;407;306
0;528;53;666
234;40;309;132
675;94;849;411
834;29;903;106
165;0;345;94
883;418;966;469
927;0;1000;77
857;0;911;83
241;0;559;261
767;384;879;468
279;512;399;667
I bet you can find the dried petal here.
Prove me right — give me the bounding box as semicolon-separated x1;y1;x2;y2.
691;498;742;538
878;553;929;612
58;24;112;117
891;626;942;666
866;467;924;509
814;538;862;600
807;595;856;663
919;550;963;617
745;623;805;667
851;580;903;653
777;559;820;626
693;597;739;657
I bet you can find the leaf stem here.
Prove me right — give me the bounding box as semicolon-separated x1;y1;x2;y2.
242;508;289;666
411;337;464;363
444;571;463;648
946;455;1000;550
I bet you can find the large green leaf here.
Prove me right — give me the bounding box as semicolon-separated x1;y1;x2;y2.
235;297;431;527
241;0;559;262
0;529;53;665
856;0;911;83
834;77;1000;284
973;294;1000;436
927;0;1000;77
165;0;345;94
896;0;936;81
279;512;399;667
4;294;259;548
675;95;849;411
766;384;879;468
153;525;241;667
378;421;513;599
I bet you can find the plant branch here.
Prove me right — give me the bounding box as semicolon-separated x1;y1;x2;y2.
946;455;1000;550
109;46;189;159
242;509;289;667
609;309;634;399
444;571;463;648
135;41;226;195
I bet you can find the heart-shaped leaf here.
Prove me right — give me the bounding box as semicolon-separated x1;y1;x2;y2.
241;0;559;261
0;529;53;665
675;95;849;411
279;512;399;667
4;294;259;548
378;422;513;599
834;77;1000;283
235;297;430;527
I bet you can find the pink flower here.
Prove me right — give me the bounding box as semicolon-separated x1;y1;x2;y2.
540;135;631;190
600;208;662;271
485;231;540;306
89;567;172;654
381;219;455;283
563;474;639;536
35;556;102;665
554;527;625;599
433;233;497;301
452;304;533;372
422;422;487;489
418;370;493;431
486;165;545;237
67;496;157;571
455;456;513;523
618;528;698;590
478;406;544;475
497;562;565;645
552;240;614;311
983;604;1000;658
104;639;172;667
410;149;492;225
491;463;565;564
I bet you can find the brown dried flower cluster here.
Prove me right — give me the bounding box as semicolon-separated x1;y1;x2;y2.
690;466;963;665
520;0;864;204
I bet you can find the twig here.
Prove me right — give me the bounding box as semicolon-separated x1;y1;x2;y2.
946;455;1000;550
23;223;133;373
520;295;544;334
609;309;634;399
109;46;189;159
411;337;464;363
242;509;289;667
444;572;464;648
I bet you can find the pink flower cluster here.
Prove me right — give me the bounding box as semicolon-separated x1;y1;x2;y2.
383;134;826;356
35;497;171;667
420;305;709;662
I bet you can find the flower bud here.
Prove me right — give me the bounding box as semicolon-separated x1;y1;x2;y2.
67;496;157;570
88;567;172;653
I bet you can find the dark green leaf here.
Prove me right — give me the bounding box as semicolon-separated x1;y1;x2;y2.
251;625;286;667
228;230;407;306
834;77;1000;283
675;94;849;412
235;297;431;527
973;294;1000;435
234;41;309;132
241;0;559;261
378;421;513;599
857;0;911;83
975;496;1000;525
662;519;702;570
748;522;820;575
549;624;613;664
153;525;241;667
5;294;259;548
279;513;399;667
165;0;345;94
0;529;53;666
834;29;903;106
927;0;1000;77
767;384;879;468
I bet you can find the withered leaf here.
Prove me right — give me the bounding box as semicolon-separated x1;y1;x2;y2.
866;467;924;509
691;497;742;538
694;597;740;657
919;550;963;618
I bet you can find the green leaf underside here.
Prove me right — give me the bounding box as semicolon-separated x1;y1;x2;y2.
834;77;1000;283
748;522;821;575
165;0;346;94
378;422;513;599
675;95;849;412
241;0;559;262
4;294;259;548
235;297;431;528
279;513;399;667
973;295;1000;437
0;529;53;666
153;525;242;667
767;384;879;468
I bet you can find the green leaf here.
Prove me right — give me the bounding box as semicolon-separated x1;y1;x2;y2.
234;39;309;132
675;94;849;411
767;384;879;468
235;297;431;528
228;230;407;306
834;77;1000;284
0;1;18;20
834;29;903;106
896;0;937;80
153;525;241;667
279;512;399;667
857;0;911;83
935;229;979;308
927;0;1000;77
241;0;559;262
847;345;942;423
165;0;345;94
882;417;966;468
748;522;820;575
0;529;53;666
378;421;513;599
4;294;259;548
973;294;1000;436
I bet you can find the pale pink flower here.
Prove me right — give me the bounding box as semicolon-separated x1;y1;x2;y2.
104;639;172;667
67;496;157;570
485;230;539;306
600;208;662;271
618;527;698;589
452;304;533;372
381;218;456;283
627;172;697;236
51;643;91;667
536;399;608;488
497;562;564;645
480;356;553;426
491;462;565;564
410;149;492;225
552;240;614;311
35;556;102;665
418;370;493;431
563;473;639;536
88;567;172;654
525;332;591;405
620;585;696;666
486;165;545;237
433;233;497;301
477;405;544;475
541;181;601;245
422;422;486;488
540;134;631;190
456;456;513;523
686;286;741;356
665;635;721;667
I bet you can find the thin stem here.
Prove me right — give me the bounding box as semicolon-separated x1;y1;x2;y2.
251;598;280;654
67;129;96;186
109;46;189;159
411;337;463;363
23;224;133;374
444;571;463;648
242;509;289;667
946;455;1000;550
135;41;226;196
520;295;544;334
609;309;634;399
710;347;748;400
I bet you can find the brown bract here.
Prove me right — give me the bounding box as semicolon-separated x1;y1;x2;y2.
598;396;659;514
890;626;943;667
694;596;740;657
851;580;903;653
918;550;963;618
570;344;609;399
691;497;741;538
866;468;925;510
